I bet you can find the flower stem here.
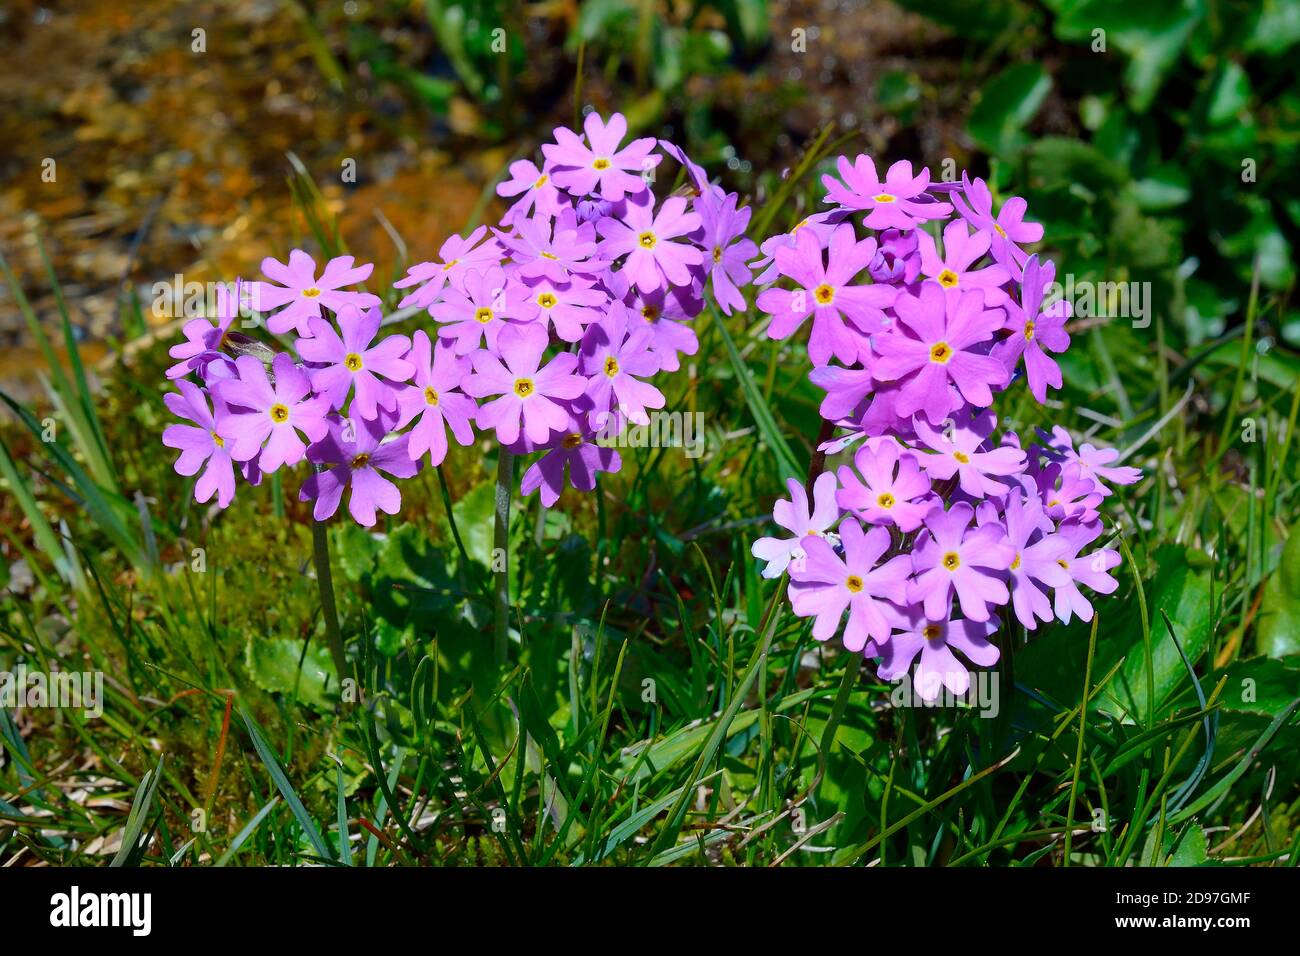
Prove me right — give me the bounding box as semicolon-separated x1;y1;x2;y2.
311;518;348;684
493;448;515;665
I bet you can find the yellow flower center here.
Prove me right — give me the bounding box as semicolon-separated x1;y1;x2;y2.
302;287;321;298
350;453;370;469
443;258;460;271
537;292;557;309
929;342;953;363
876;492;896;509
994;224;1007;238
211;431;225;448
641;305;659;321
954;451;970;464
942;551;961;571
1057;558;1070;570
562;433;583;449
269;403;290;423
873;193;897;203
937;269;959;288
1023;320;1035;341
592;158;611;170
513;378;535;398
845;574;864;593
424;386;439;406
712;246;723;263
540;251;558;260
474;307;494;324
814;283;835;305
638;231;657;249
1010;554;1021;570
533;174;548;188
344;352;364;372
923;624;942;641
603;356;620;378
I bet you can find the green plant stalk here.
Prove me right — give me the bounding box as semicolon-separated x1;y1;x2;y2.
1062;614;1100;866
311;518;348;683
493;448;515;665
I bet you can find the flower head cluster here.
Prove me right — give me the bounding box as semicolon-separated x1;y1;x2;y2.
394;112;755;505
162;114;754;521
750;158;1142;700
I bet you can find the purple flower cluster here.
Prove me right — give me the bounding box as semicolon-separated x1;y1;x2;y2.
751;159;1143;700
162;114;755;521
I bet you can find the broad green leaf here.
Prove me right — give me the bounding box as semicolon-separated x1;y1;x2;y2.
1257;530;1300;658
245;636;339;712
968;62;1053;155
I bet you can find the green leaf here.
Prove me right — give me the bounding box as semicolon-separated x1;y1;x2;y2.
1049;0;1203;112
968;62;1053;155
239;704;333;861
1027;137;1129;193
245;636;339;712
110;756;165;867
1207;62;1252;126
1215;657;1300;715
1106;546;1214;721
1257;529;1300;658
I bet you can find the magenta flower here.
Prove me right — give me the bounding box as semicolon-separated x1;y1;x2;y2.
915;220;1011;305
394;226;503;312
501;273;607;343
951;174;1043;274
867;228;922;284
296;306;414;420
596;194;703;294
1051;519;1121;624
166;281;243;380
495;209;602;284
580;302;665;428
162;381;237;508
609;276;702;372
393;330;477;466
542;111;659;202
429;265;516;356
821;155;951;229
1035;461;1103;524
750;472;841;580
809;364;875;422
516;412;622;507
789;519;913;652
872;283;1008;424
694;190;757;315
995;255;1071;402
659;140;717;199
252;251;380;338
214;353;330;472
877;607;1000;700
756;223;896;366
912;411;1026;497
752;211;848;284
908;501;1014;622
300;416;419;527
462;322;586;445
835;438;933;532
496;158;564;226
1002;492;1070;630
1041;426;1142;496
